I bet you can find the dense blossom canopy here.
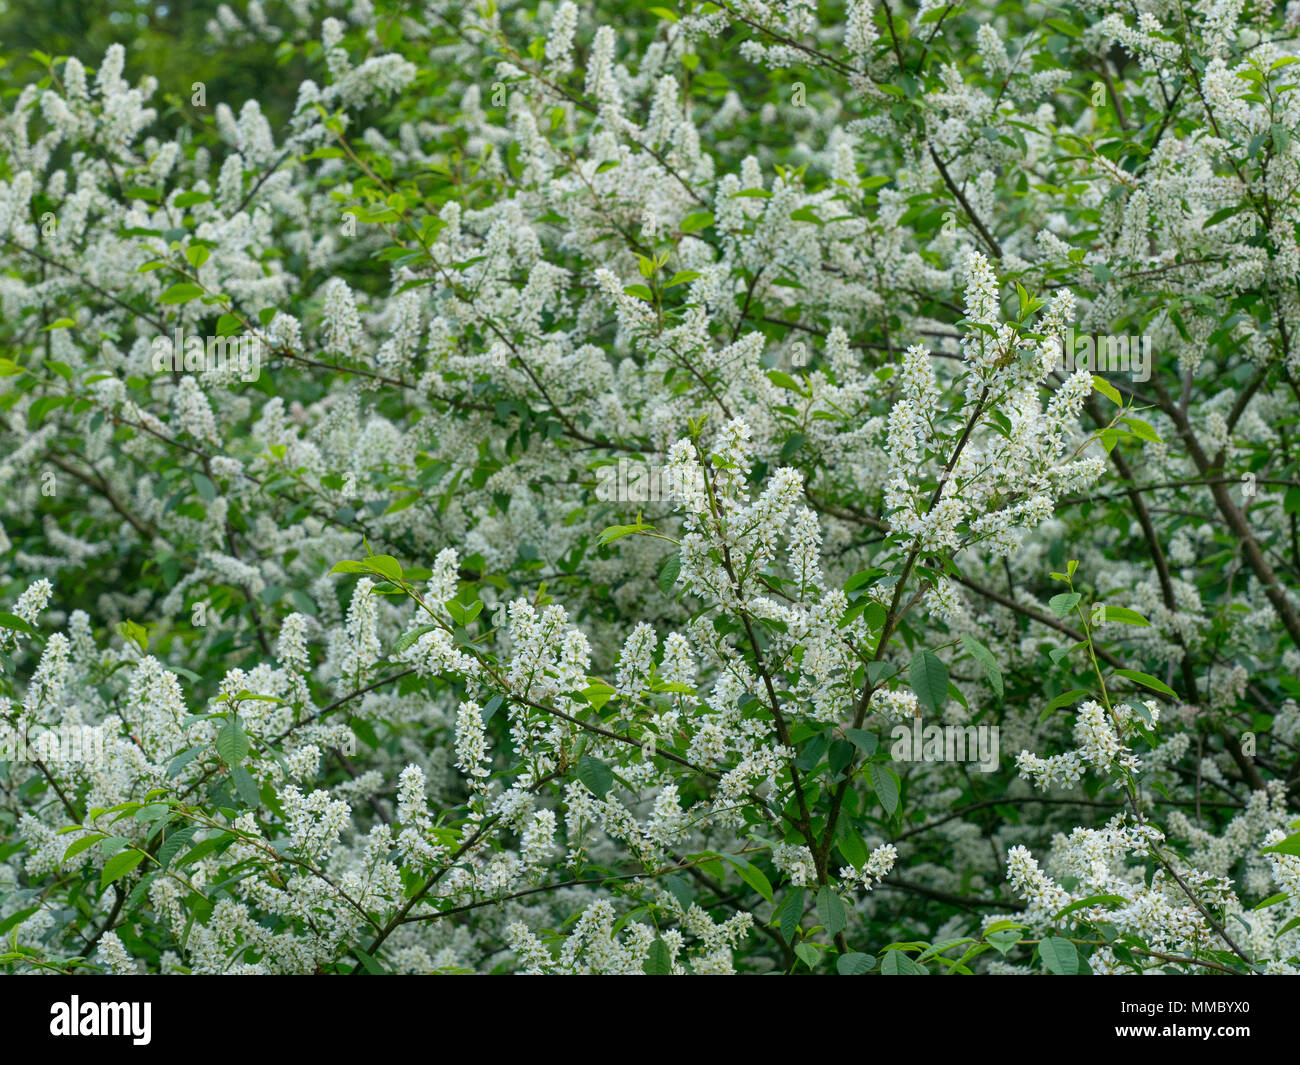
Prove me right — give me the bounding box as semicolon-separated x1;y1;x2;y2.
1;0;1299;975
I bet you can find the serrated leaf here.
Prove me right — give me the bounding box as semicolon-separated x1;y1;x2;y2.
881;949;924;975
0;612;39;636
658;552;681;596
643;937;672;974
1049;592;1081;618
62;834;106;862
1112;668;1176;698
869;763;900;817
160;283;204;304
836;951;875;975
216;718;249;768
909;649;948;714
0;908;39;937
1092;376;1122;405
817;886;847;936
959;634;1003;699
1039;688;1090;723
845;729;878;758
232;766;261;807
1039;935;1079;975
728;857;774;903
392;625;438;655
1262;832;1300;857
156;826;200;871
1095;606;1150;626
1121;417;1161;443
101;849;145;888
1054;894;1127;921
596;522;653;546
779;887;805;942
577;754;613;798
985;928;1022;955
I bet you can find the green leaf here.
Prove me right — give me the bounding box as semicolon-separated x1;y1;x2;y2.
1095;605;1149;626
1039;688;1090;723
881;949;924;975
392;625;438;655
580;681;615;712
216;718;250;767
1253;892;1290;910
869;763;900;817
160;282;204;304
817;886;847;936
1120;417;1161;444
844;569;886;593
793;942;820;969
98;835;130;856
658;552;681;596
115;619;149;654
353;947;389;975
867;661;897;686
331;555;403;582
836;951;875;975
846;728;878;758
1262;832;1300;857
778;887;805;942
766;370;804;393
959;634;1003;699
1039;936;1079;975
680;211;714;234
909;649;949;714
643;937;673;974
985;928;1023;955
1092;376;1122;405
596;521;653;546
365;555;403;582
232;766;261;807
577;754;613;798
63;833;106;862
1049;592;1081;618
1045;16;1081;36
156;826;200;871
1112;668;1176;698
726;857;773;903
101;849;145;888
0;908;39;936
0;612;39;636
664;270;701;289
1054;894;1127;921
